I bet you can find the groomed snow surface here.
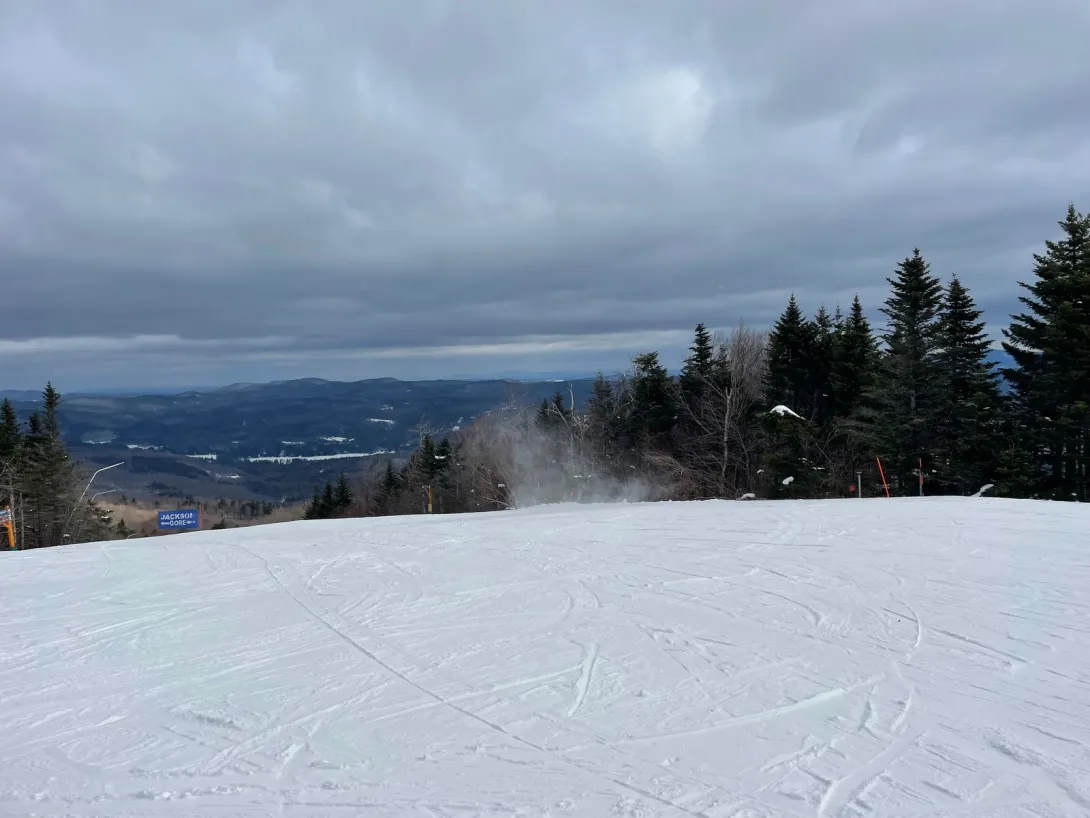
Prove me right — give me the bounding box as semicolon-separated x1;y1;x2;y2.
2;498;1089;817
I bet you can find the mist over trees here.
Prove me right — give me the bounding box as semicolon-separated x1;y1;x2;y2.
351;203;1088;514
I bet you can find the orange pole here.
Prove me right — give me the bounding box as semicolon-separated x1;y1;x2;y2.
1;508;13;550
876;457;891;498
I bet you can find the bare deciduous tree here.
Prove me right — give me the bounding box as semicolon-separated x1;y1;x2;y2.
673;323;769;499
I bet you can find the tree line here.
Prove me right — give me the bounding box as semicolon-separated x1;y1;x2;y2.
330;203;1087;516
6;203;1087;542
1;384;114;549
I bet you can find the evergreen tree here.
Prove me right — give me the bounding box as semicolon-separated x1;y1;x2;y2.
42;383;62;438
19;386;78;548
991;402;1037;498
679;323;715;403
0;398;20;464
584;374;623;472
932;276;1002;494
333;473;353;511
627;352;676;443
1002;204;1090;501
303;489;323;519
432;437;455;511
875;249;945;491
303;480;339;519
830;296;880;419
415;435;439;484
535;398;551;428
763;298;825;493
372;460;402;515
765;295;813;414
320;481;336;514
806;306;836;424
536;392;570;434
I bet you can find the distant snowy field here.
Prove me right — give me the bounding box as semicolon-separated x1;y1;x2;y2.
2;498;1089;817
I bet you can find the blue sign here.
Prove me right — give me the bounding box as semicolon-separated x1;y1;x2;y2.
158;509;199;530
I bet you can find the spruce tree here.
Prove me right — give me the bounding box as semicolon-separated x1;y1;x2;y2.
373;460;402;516
18;387;78;548
765;295;813;415
333;473;353;511
830;296;880;419
627;352;675;442
303;489;323;520
806;306;835;424
1002;204;1090;501
876;249;944;491
585;374;622;471
535;398;552;428
679;323;715;403
432;437;455;511
0;399;20;464
933;276;1002;494
320;481;336;515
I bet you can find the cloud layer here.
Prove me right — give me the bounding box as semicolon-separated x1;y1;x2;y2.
3;0;1089;389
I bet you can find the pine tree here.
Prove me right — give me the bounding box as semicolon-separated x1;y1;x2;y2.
932;276;1002;494
41;383;62;438
585;374;623;473
432;437;455;511
679;323;715;403
765;295;813;415
762;297;821;492
807;306;835;424
875;249;945;491
333;473;353;511
303;489;323;519
536;392;570;435
320;481;336;515
0;399;20;464
627;352;675;443
535;398;551;428
18;386;79;548
830;296;880;419
374;459;401;515
415;435;439;484
1002;204;1090;501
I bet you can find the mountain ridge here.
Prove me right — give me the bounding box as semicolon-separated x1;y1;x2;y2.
3;375;601;502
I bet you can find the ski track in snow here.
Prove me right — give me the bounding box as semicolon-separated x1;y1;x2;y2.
2;498;1090;816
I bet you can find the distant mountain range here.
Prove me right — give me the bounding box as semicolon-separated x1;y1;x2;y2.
2;351;1016;503
5;377;599;503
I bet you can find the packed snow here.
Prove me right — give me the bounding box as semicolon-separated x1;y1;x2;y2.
2;498;1089;816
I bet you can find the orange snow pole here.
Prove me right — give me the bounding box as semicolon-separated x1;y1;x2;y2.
876;457;891;498
0;507;13;550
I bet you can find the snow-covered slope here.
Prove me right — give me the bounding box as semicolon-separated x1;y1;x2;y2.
2;499;1089;816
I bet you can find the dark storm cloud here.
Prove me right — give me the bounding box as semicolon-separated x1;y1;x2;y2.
2;0;1089;389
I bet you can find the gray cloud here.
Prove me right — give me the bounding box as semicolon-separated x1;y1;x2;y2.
2;0;1088;390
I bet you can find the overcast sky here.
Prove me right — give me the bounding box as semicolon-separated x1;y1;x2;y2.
2;0;1089;391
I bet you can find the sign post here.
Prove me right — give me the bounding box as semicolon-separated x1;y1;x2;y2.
157;508;200;533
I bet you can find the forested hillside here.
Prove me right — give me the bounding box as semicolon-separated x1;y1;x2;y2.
314;204;1088;519
5;204;1088;544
